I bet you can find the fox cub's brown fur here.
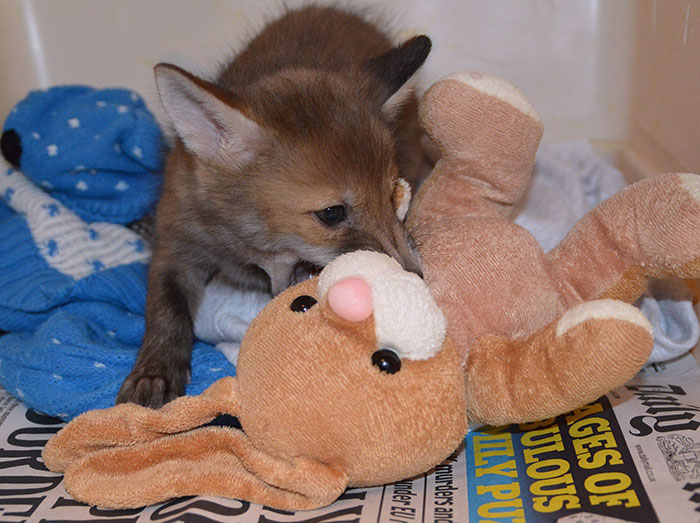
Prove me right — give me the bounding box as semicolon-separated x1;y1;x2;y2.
117;5;432;407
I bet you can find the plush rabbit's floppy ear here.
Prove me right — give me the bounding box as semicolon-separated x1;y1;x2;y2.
43;377;348;510
43;377;241;471
51;426;347;510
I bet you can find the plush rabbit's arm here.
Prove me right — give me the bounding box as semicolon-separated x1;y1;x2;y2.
465;299;653;426
408;71;543;229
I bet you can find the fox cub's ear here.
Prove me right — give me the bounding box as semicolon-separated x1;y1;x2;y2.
154;63;263;163
364;35;432;119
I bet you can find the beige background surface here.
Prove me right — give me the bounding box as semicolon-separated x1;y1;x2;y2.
1;0;698;175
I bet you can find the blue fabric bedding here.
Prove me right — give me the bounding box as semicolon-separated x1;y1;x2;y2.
0;86;234;419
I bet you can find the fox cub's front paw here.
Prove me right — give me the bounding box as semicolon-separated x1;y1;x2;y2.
116;360;191;408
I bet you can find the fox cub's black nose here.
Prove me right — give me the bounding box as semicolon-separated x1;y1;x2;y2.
1;129;22;167
398;247;423;279
407;261;423;280
404;235;423;279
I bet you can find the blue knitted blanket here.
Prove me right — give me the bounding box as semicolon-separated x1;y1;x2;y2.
0;86;235;419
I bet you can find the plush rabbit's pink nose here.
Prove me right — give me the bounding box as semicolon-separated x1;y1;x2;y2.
327;276;373;322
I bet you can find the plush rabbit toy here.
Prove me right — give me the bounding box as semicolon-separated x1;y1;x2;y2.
43;71;700;511
43;250;468;510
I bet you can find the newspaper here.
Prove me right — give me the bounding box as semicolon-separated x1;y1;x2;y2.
2;352;700;522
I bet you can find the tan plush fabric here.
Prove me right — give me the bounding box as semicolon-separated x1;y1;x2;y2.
237;278;467;488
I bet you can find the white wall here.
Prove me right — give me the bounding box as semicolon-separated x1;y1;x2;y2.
1;0;698;172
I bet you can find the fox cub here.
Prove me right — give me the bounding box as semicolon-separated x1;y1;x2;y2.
117;5;432;407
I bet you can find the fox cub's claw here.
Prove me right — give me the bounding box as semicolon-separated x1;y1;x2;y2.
116;360;190;408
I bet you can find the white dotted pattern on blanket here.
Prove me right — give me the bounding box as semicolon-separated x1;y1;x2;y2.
1;161;150;280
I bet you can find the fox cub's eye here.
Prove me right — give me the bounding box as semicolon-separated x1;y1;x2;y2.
372;348;401;374
290;295;317;312
315;205;346;226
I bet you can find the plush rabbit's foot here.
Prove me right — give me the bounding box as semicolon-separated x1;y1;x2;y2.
550;172;700;303
409;71;544;228
465;299;653;426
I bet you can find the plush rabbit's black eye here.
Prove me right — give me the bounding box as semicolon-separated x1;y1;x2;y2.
315;205;346;226
372;348;401;374
290;295;317;312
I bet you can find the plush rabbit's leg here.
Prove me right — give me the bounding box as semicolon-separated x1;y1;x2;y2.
408;71;543;228
60;427;347;510
465;299;653;426
43;377;239;472
549;173;700;304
